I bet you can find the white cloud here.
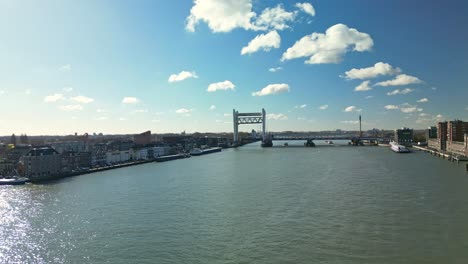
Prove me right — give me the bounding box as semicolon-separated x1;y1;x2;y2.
62;87;73;93
252;83;289;96
71;95;94;104
133;109;148;113
295;104;307;109
168;71;198;83
343;62;401;80
384;105;399;110
400;103;417;113
386;88;414;96
241;31;281;55
25;89;32;95
223;113;232;117
176;108;191;114
207;80;236;92
375;74;422;86
44;93;65;103
60;64;71;72
340;120;359;124
152;119;161;123
269;67;282;72
436;114;443;119
266;113;288;120
344;106;361;112
186;0;257;33
210;105;216;110
122;97;140;104
0;90;4;95
319;104;328;110
417;98;429;103
96;109;107;113
281;23;373;64
59;105;83;111
119;117;127;121
95;116;108;121
365;95;374;99
295;3;315;16
354;80;372;92
254;5;295;31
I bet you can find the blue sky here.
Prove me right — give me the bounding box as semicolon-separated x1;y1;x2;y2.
0;0;467;135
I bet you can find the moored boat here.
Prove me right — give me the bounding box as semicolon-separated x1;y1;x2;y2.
0;177;29;185
190;147;222;156
390;142;410;153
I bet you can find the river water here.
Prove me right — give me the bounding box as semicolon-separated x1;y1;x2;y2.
1;142;468;263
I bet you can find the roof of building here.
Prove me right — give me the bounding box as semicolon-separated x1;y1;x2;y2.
25;147;59;156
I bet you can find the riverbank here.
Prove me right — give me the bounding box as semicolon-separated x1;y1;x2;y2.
412;145;468;163
28;153;192;183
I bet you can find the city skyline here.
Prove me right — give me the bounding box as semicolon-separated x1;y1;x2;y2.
1;0;468;135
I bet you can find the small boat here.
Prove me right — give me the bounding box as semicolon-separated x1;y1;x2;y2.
390;142;410;153
0;177;28;185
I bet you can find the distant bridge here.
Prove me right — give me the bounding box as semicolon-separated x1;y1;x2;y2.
231;108;391;147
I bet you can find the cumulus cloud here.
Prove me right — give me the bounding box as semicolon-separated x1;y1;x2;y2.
344;62;401;80
384;105;399;110
266;113;288;120
207;80;236;92
62;87;73;93
122;97;140;104
319;104;328;110
281;24;373;64
252;83;289;96
400;103;417;113
176;108;191;114
186;0;257;33
254;5;295;31
269;67;282;72
210;105;216;110
340;120;359;124
417;98;429;103
295;3;315;16
71;95;94;104
386;88;414;96
60;64;71;72
354;80;372;92
59;105;83;111
295;104;307;109
344;106;362;112
241;31;281;55
133;109;148;113
375;74;422;86
365;95;374;99
168;71;198;83
44;93;65;103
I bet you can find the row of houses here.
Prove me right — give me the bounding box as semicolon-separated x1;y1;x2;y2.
16;144;171;180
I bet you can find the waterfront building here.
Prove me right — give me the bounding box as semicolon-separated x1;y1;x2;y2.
426;126;437;140
0;160;15;175
51;141;88;154
394;128;413;146
20;147;61;179
429;122;448;151
151;146;170;158
132;148;149;160
134;131;151;145
106;150;131;164
446;120;468;156
90;143;108;166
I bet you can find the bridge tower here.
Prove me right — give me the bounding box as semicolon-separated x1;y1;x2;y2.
233;108;266;145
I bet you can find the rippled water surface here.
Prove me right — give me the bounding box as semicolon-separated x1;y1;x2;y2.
2;143;468;263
